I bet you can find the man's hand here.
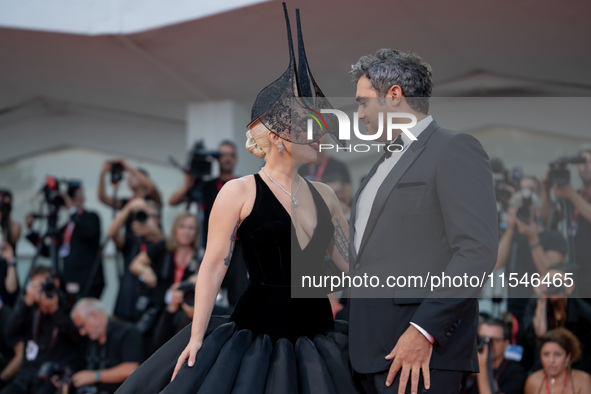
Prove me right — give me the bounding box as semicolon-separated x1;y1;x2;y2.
101;160;113;175
477;342;489;370
515;218;539;242
0;242;14;262
25;213;35;229
553;183;576;200
72;370;97;387
140;267;158;288
385;324;432;394
25;282;41;307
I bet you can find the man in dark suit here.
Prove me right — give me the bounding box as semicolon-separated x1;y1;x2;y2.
348;49;498;394
26;182;104;303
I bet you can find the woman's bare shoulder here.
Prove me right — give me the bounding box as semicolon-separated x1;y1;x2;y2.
572;369;591;383
218;175;256;196
309;181;339;211
524;370;544;394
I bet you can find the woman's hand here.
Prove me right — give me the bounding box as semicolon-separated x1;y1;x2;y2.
171;338;203;381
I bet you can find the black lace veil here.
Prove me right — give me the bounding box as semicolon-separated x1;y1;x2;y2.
247;3;344;146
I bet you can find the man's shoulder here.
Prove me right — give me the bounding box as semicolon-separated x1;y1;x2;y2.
108;319;140;339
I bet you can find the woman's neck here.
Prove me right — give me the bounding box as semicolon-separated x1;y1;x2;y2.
262;155;299;184
547;368;568;384
176;245;193;255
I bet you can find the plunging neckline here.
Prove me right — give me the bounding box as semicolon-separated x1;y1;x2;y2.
256;173;319;251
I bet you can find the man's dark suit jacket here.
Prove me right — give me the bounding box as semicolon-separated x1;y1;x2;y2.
348;121;498;374
27;210;104;297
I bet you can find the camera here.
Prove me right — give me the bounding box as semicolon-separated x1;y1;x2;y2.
41;277;57;298
547;156;587;187
477;335;491;352
38;362;98;393
490;158;522;203
516;188;534;223
129;210;148;223
186;140;220;180
42;177;82;209
177;280;196;307
110;161;125;185
38;361;72;382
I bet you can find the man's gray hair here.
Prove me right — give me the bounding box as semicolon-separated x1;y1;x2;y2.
71;297;106;319
350;49;433;114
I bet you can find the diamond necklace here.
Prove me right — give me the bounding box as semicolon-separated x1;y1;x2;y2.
261;167;301;207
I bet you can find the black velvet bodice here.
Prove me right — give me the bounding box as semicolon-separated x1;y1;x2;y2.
230;173;335;343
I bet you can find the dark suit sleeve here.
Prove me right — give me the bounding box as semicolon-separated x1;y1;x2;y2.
410;133;498;346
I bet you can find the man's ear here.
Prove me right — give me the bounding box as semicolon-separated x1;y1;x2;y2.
386;85;403;108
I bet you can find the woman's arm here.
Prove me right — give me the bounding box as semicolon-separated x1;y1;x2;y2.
313;182;350;275
172;177;252;380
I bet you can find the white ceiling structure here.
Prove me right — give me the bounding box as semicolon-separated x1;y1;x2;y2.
0;0;590;124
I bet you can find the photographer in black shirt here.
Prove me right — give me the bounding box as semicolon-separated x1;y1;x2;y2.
1;266;81;394
25;182;104;303
496;188;567;326
98;159;162;210
107;198;163;322
70;298;142;394
542;149;591;297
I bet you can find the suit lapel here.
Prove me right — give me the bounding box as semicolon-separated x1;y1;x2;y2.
354;121;441;262
349;152;387;264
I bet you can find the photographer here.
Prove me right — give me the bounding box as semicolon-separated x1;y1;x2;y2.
129;212;199;352
107;198;163;322
0;189;20;308
150;279;195;351
462;318;526;394
168;140;247;308
1;266;81;394
495;188;567;325
523;265;591;373
98;159;162;209
542;149;591;294
70;298;142;394
0;297;24;390
25;181;104;303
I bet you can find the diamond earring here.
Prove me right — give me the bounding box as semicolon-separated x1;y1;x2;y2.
278;142;284;152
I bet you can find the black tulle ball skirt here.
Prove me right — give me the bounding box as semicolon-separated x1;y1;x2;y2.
115;316;359;394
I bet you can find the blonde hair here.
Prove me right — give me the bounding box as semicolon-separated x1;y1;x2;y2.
246;121;271;159
166;212;199;252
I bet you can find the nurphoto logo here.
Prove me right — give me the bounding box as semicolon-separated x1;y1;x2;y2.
306;109;418;153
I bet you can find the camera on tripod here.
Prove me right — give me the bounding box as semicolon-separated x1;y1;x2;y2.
186;140;220;180
42;177;81;209
547;156;587;187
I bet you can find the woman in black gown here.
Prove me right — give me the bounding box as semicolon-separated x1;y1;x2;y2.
115;4;357;393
